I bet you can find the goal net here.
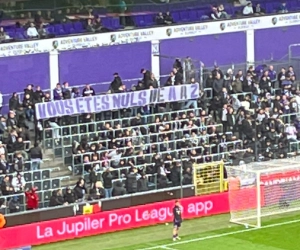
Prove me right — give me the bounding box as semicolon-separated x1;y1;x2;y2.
227;158;300;228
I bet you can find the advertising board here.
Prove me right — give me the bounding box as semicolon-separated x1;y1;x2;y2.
0;193;229;249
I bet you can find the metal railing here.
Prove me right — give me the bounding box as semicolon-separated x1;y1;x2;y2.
71;138;242;173
41;107;212;151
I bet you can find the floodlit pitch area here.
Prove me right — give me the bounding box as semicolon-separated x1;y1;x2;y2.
34;213;300;250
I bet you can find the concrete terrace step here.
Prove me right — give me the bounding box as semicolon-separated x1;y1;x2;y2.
51;169;71;178
41;148;79;188
61;175;79;187
40;159;63;169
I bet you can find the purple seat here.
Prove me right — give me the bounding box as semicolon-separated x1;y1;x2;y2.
197;10;208;20
179;10;190;22
46;25;55;34
54;24;63;32
143;15;154;26
265;3;276;13
101;18;111;27
6;30;15;38
54;24;67;36
223;4;235;15
63;23;75;34
73;21;84;33
171;11;180;22
15;32;25;40
15;27;25;33
23;32;29;39
289;1;300;11
188;10;198;21
110;18;123;30
134;16;146;27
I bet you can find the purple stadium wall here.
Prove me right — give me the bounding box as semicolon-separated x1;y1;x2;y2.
159;32;247;75
255;26;300;61
0;53;49;95
58;42;152;93
0;53;49;113
1;28;298;103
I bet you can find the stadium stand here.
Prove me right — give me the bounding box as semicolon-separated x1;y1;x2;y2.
0;0;299;41
2;52;300;214
1;1;300;216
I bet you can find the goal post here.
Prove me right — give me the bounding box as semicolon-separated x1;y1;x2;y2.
227;158;300;228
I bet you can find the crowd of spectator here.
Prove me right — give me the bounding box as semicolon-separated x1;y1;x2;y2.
1;53;300;212
31;59;299;207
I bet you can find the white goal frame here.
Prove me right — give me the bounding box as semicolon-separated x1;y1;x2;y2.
228;158;300;228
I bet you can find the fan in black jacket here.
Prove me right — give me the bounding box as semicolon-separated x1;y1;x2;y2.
9;93;20;111
110;73;122;93
137;173;148;192
33;86;44;103
226;107;236;132
49;189;65;207
23;94;34;121
141;68;151;87
24;84;34;99
73;178;87;201
64;187;76;204
112;181;126;197
6;111;18;131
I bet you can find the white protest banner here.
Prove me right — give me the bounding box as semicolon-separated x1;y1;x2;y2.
35;84;199;120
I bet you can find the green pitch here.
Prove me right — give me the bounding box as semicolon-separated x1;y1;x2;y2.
34;213;300;250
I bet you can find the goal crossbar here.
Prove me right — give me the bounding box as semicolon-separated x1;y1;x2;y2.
229;158;300;174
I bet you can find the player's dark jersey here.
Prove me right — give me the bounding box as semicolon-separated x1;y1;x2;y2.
173;205;182;224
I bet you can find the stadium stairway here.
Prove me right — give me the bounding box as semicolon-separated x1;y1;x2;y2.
42;148;76;187
24;120;76;188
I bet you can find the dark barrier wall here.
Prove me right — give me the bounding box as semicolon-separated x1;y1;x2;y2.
58;42;152;93
255;26;300;61
159;32;247;75
0;53;50;95
5;186;195;227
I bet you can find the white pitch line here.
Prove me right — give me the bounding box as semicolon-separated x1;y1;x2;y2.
138;218;300;250
159;246;177;250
